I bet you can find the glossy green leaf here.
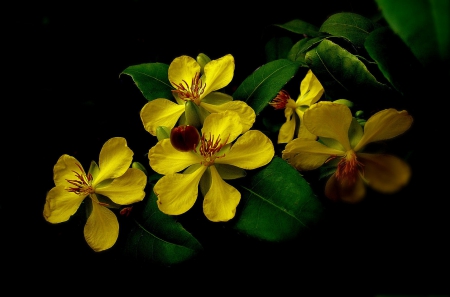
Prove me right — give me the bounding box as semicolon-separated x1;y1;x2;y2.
265;36;293;62
233;156;323;242
376;0;450;69
365;26;424;97
120;63;173;101
287;36;324;64
305;39;389;101
122;188;203;266
275;19;320;37
233;59;301;115
319;12;378;48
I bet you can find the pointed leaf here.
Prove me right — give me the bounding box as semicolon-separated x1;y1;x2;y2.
305;39;389;101
233;156;323;242
287;36;324;64
233;59;301;115
365;26;424;97
275;19;321;37
376;0;450;69
319;12;378;48
265;36;293;62
122;188;203;266
121;63;173;101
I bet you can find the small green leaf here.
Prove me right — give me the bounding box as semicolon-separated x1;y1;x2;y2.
365;26;424;97
319;12;378;48
233;156;323;242
287;36;325;64
122;189;203;266
120;63;173;101
305;39;389;101
265;36;293;62
233;59;300;115
275;19;320;37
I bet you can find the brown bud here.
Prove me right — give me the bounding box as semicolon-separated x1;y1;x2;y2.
170;125;200;152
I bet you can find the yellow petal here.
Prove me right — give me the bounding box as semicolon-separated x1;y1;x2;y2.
200;100;255;132
140;99;185;136
303;102;352;150
296;109;317;140
201;92;233;104
53;154;84;187
217;130;274;169
203;165;240;222
95;168;147;205
282;138;344;170
325;173;366;203
359;153;411;193
201;110;242;145
202;54;234;98
43;186;86;223
277;108;295;144
84;202;119;252
297;69;324;106
354;109;413;151
168;55;200;89
94;137;133;185
149;139;202;175
154;166;207;215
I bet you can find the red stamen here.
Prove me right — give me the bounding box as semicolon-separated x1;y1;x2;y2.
270;90;291;110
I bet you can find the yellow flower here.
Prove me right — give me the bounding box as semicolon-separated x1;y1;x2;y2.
149;111;274;222
141;54;256;136
43;137;147;251
270;69;324;143
282;102;412;203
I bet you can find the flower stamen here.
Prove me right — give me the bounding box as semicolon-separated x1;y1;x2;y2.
171;72;206;105
198;133;229;166
335;150;364;184
66;163;95;195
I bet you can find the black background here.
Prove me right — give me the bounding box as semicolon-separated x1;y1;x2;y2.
5;0;448;295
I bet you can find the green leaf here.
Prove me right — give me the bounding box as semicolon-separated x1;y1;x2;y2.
120;63;173;101
365;26;424;97
233;156;323;242
319;12;378;48
287;36;325;64
122;189;203;266
274;19;321;37
376;0;450;69
233;59;301;115
305;39;389;102
265;36;293;62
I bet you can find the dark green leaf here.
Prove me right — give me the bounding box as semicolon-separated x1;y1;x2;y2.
376;0;450;69
305;39;389;102
287;36;326;63
265;36;293;62
365;26;424;97
275;19;321;37
233;59;301;115
319;12;377;48
120;63;173;101
233;156;323;242
123;189;203;266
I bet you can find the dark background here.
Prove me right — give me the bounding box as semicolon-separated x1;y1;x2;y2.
5;0;448;295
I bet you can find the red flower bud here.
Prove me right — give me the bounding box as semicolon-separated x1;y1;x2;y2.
170;125;200;152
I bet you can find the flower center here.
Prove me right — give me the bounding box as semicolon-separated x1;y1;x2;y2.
334;150;364;184
197;133;228;166
66;163;95;195
270;90;297;110
171;72;206;105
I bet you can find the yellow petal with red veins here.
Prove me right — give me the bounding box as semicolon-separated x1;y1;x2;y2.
325;173;366;203
354;109;413;151
95;168;147;205
200;101;255;132
84;202;119;252
53;154;84;187
217;130;274;169
95;137;133;185
359;153;411;193
282;138;344;171
201;110;242;145
303;102;352;151
168;56;201;89
297;70;324;106
149;139;202;175
154;166;207;215
140;99;185;136
43;186;86;223
203;165;240;222
202;54;234;98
